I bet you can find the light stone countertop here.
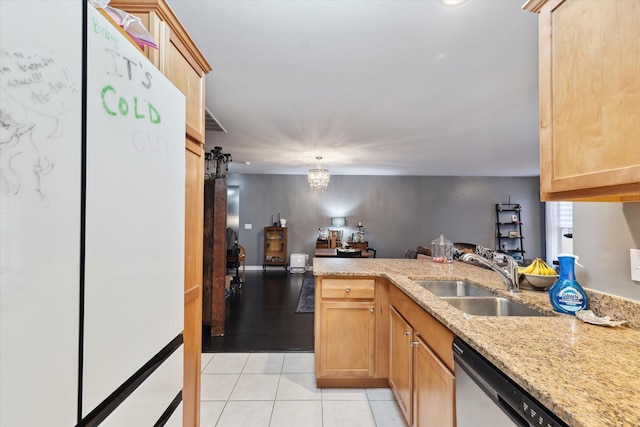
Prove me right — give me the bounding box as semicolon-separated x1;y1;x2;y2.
313;257;640;427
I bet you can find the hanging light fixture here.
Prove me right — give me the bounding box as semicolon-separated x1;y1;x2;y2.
308;156;330;192
204;146;232;179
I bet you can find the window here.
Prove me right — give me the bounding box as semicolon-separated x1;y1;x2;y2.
545;202;573;265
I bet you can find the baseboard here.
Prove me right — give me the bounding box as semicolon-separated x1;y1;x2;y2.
316;377;389;388
244;265;313;272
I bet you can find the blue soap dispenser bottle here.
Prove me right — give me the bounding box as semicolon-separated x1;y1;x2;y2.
549;254;588;315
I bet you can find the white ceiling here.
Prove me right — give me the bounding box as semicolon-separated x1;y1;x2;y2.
166;0;540;177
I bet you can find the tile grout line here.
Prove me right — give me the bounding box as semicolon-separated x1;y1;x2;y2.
267;372;281;427
202;353;400;426
269;356;284;426
366;398;377;427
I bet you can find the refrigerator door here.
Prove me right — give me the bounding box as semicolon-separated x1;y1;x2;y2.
83;4;186;419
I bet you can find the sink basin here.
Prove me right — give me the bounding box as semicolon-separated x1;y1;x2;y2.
415;280;494;297
441;297;548;317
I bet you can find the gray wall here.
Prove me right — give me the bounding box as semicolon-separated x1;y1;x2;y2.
227;174;542;266
573;202;640;301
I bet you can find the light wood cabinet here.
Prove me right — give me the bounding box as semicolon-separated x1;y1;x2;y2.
315;277;389;388
108;2;211;426
389;306;414;424
389;285;455;427
319;301;376;378
524;0;640;201
414;336;455;427
109;1;209;143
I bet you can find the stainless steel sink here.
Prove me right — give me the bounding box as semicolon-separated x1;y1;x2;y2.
415;280;494;297
441;297;548;317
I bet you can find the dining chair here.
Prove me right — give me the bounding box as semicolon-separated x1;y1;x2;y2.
336;249;362;258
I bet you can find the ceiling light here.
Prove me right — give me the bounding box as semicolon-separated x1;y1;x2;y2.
308;156;330;192
439;0;468;6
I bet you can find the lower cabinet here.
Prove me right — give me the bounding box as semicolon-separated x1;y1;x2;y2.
389;306;414;422
389;285;455;427
319;301;375;378
315;277;389;388
314;277;455;424
414;336;455;427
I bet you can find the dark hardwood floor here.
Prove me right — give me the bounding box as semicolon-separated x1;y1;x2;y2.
202;270;314;353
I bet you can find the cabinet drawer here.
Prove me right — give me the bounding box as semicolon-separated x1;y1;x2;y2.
321;279;375;299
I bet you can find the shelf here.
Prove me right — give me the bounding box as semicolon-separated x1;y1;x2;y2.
496;203;521;212
495;203;524;255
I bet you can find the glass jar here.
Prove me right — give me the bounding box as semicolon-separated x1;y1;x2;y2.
431;234;453;263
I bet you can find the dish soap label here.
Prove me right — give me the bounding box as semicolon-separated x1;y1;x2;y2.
549;255;588;315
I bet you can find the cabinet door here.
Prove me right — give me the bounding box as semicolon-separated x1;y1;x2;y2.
389;306;413;426
109;5;209;145
414;336;455;427
533;0;640;201
183;139;205;426
318;302;376;378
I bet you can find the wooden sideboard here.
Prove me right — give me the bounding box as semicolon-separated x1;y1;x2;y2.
347;241;369;251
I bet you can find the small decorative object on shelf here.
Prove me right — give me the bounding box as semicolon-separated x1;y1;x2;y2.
353;222;366;243
495;203;525;261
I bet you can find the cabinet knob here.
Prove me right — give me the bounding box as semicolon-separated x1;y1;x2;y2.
369;307;374;313
345;287;350;293
403;331;410;336
410;341;420;347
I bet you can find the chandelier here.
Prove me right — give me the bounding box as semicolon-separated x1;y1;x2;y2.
308;156;330;192
204;146;232;179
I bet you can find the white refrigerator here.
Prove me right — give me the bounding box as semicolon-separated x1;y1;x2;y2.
0;2;185;425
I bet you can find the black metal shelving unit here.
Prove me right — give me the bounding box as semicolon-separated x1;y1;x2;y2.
495;203;525;259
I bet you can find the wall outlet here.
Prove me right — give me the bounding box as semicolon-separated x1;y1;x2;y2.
244;224;252;230
631;249;640;282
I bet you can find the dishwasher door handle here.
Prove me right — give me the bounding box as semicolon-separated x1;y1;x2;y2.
497;395;529;427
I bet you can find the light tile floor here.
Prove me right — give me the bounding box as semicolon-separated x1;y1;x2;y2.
201;352;407;427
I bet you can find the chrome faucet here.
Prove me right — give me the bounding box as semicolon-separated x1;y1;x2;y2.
460;253;520;293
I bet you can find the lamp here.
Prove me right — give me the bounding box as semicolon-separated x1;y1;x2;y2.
329;217;345;248
308;156;330;192
331;217;346;227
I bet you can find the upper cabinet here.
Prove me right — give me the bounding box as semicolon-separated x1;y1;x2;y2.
110;0;211;144
105;3;211;427
524;0;640;201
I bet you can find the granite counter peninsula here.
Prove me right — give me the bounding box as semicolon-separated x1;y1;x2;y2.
313;258;640;427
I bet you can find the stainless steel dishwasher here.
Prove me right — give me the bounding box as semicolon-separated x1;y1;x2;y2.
453;337;568;427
